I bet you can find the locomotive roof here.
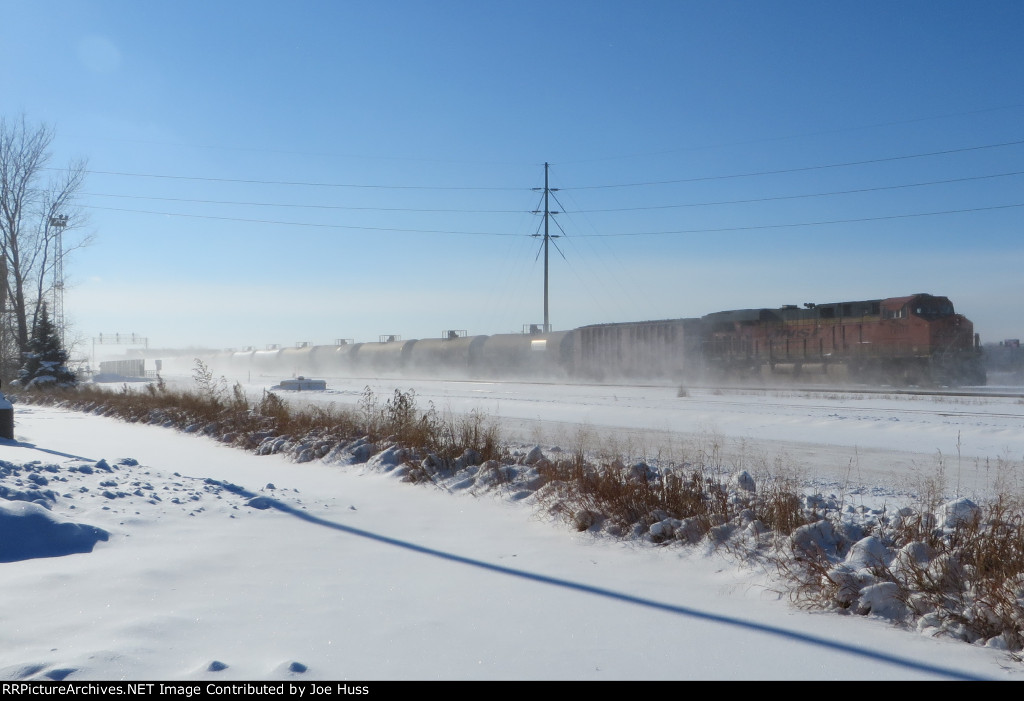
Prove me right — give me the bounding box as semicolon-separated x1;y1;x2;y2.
550;294;952;333
881;293;951;310
576;317;700;330
702;298;885;324
701;308;781;322
700;294;952;324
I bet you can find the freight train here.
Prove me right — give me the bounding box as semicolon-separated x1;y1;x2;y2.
199;293;985;387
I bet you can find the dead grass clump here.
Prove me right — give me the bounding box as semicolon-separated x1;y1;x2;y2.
541;457;730;540
775;490;1024;651
14;381;503;477
756;476;812;535
358;388;505;468
889;495;1024;648
532;429;817;547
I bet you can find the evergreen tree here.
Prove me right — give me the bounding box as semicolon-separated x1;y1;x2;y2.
19;303;76;387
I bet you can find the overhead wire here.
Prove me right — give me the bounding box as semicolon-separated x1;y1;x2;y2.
67;132;1022;242
562;171;1024;213
79;191;529;214
569;202;1024;237
560;138;1024;190
476;190;549;332
80;205;527;237
554;103;1024;165
550;186;646;321
54;137;1023;194
544;213;628;326
63;126;1022;337
80;198;1024;238
68;168;531;191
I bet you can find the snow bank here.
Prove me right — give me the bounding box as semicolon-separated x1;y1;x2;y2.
0;500;108;562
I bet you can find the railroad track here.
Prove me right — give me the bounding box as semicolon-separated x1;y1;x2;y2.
273;372;1024;402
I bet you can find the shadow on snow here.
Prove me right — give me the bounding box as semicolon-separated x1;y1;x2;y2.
206;478;988;681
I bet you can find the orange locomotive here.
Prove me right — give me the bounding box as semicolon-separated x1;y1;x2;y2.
700;293;984;386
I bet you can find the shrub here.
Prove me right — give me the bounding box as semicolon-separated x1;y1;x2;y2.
18;303;76;389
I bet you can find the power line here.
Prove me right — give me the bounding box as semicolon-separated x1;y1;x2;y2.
72;134;536;167
561;139;1024;190
82;201;1023;238
71;104;1024;168
56;138;1022;199
564;171;1024;213
571;202;1024;237
80;192;528;214
80;205;526;236
76;170;1023;220
556;103;1024;165
63;168;530;191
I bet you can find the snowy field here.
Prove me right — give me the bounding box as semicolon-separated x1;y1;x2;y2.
2;376;1024;680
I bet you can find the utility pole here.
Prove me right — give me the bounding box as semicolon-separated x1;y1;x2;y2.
532;162;559;333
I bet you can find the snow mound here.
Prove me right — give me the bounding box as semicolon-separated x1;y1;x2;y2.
0;500;109;562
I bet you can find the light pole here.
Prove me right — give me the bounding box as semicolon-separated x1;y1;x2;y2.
49;214;68;347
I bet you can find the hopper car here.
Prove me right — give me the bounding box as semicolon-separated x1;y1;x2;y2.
205;293;984;387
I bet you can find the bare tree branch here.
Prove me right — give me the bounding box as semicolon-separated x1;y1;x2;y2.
0;115;88;378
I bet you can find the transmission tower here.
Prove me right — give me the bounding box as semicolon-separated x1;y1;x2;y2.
531;162;560;333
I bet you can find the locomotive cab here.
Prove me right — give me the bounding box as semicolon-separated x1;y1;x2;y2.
882;294;956;322
878;294;984;385
909;295;955;321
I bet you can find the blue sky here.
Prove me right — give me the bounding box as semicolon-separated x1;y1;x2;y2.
2;0;1022;353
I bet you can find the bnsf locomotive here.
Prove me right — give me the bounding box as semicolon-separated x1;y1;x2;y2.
200;293;984;387
697;293;984;386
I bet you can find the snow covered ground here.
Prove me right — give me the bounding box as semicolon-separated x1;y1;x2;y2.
2;378;1024;680
208;373;1024;502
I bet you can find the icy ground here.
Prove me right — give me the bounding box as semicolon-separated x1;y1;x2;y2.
1;380;1024;680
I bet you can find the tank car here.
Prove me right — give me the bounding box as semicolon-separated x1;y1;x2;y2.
250;347;285;375
406;333;489;377
473;330;574;378
278;344;316;376
350;337;416;375
307;342;356;376
223;348;256;375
